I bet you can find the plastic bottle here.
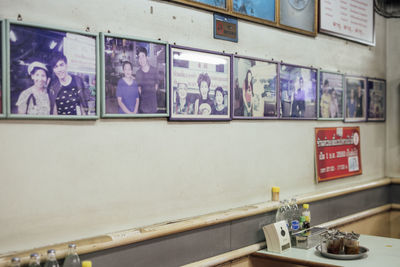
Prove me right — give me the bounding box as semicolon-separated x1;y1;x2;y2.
275;200;286;223
63;244;81;267
81;260;92;267
44;249;60;267
289;198;300;231
10;257;21;267
302;203;311;224
29;253;41;267
299;216;306;230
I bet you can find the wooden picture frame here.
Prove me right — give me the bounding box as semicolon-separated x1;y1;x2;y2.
317;70;344;121
6;20;99;119
232;55;278;119
277;0;318;37
344;75;367;123
0;20;5;118
100;32;169;118
367;78;385;122
279;63;317;119
169;45;231;121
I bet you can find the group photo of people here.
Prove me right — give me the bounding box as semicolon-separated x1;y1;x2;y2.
170;47;230;120
280;65;317;119
367;79;385;120
103;37;166;116
318;72;343;119
233;57;278;118
345;77;366;121
9;24;97;117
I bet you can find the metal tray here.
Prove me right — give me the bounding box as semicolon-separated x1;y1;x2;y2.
315;245;369;260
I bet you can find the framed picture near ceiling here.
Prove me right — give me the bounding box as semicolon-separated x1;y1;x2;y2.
169;45;231;121
344;76;367;122
278;0;318;36
100;32;168;118
318;71;344;120
232;55;278;119
367;78;385;122
0;20;5;118
232;0;277;25
279;63;317;119
6;20;99;119
170;0;228;12
319;0;375;46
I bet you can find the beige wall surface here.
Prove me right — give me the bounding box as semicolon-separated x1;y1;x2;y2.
0;0;391;254
386;19;400;177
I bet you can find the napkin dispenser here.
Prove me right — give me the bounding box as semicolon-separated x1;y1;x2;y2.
262;220;291;253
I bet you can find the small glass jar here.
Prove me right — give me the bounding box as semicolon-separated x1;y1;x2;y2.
344;237;360;254
327;237;342;254
272;186;280;201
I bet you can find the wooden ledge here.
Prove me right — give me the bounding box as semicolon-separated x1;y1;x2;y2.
0;177;395;266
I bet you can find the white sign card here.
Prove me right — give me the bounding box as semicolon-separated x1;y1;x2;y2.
320;0;375;46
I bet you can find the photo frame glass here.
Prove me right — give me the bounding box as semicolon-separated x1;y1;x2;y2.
279;64;317;119
233;56;278;118
189;0;226;8
232;0;275;22
367;79;385;121
318;72;344;119
344;76;366;122
0;21;3;115
103;36;167;116
279;0;316;33
170;47;230;120
9;23;97;117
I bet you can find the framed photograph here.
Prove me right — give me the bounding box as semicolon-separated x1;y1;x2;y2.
6;20;99;119
344;76;367;122
233;55;278;119
279;63;317;119
367;78;385;122
232;0;276;24
0;20;5;118
170;45;231;121
318;71;344;120
278;0;317;36
320;0;375;46
101;33;168;118
170;0;227;11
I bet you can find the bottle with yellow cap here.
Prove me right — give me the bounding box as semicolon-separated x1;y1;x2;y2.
271;186;280;201
302;204;311;224
81;260;92;267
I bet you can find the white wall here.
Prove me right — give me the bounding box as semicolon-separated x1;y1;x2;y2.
0;0;389;254
386;19;400;177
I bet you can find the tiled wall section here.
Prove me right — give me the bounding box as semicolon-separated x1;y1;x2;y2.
80;185;393;267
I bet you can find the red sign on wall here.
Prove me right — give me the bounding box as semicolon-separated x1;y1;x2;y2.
315;127;362;183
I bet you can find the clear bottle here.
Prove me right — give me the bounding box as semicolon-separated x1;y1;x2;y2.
63;244;81;267
29;253;41;267
302;203;311;224
81;260;92;267
44;249;60;267
10;257;21;267
275;200;285;223
289;198;300;230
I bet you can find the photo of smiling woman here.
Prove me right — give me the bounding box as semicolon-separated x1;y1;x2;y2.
170;46;231;120
9;23;97;118
15;61;50;115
